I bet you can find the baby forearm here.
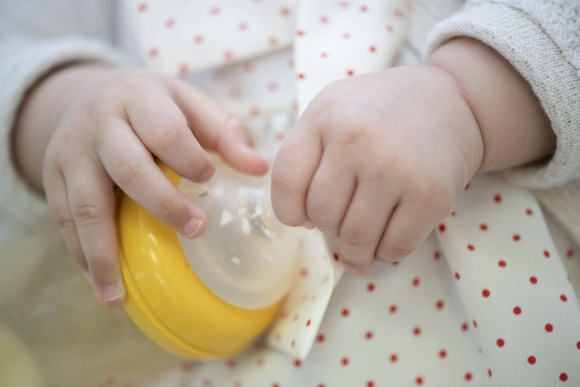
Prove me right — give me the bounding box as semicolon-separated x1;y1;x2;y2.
426;38;555;173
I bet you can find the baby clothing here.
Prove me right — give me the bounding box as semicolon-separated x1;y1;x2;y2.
1;0;579;386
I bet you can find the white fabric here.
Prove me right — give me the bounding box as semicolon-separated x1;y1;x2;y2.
146;174;580;387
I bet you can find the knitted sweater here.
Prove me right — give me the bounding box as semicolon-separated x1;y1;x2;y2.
0;0;579;245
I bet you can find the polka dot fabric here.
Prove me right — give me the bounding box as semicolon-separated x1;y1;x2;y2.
294;0;408;112
126;0;297;75
142;174;580;387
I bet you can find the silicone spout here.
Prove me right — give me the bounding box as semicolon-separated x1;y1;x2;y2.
177;159;301;310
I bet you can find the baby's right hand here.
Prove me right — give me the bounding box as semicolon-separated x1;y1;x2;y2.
20;65;268;306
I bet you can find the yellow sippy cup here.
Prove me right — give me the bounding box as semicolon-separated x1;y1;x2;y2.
117;160;301;360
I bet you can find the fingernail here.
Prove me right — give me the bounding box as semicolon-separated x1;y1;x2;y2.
102;282;125;304
183;218;203;238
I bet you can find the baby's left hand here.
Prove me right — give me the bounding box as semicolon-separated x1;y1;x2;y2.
271;65;484;273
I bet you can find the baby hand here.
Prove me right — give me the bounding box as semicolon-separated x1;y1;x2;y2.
271;66;483;273
36;65;268;305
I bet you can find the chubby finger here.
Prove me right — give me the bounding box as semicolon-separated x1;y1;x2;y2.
172;79;268;175
125;84;214;183
99;120;206;239
305;149;356;236
43;166;88;274
63;158;125;307
271;119;322;227
375;200;441;263
334;180;396;273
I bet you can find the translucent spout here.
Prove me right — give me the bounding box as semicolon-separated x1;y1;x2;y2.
177;159;301;310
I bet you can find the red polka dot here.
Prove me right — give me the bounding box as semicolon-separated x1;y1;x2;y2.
482;289;490;298
493;194;502;203
389;304;398;314
544;250;551;258
179;360;195;372
346;69;355;76
367;282;375;292
480;223;488;231
488;369;493;377
461;322;469;332
513;234;521;242
433;251;441;260
413;326;422;336
465;372;473;382
560;373;568;382
576;341;580;350
467;244;475;251
415;376;424;385
317;334;325;343
341;357;349;366
369;45;377;53
472;320;478;328
454;272;461;280
528;356;536;365
165;18;176;28
297;73;306;80
389;353;398;363
496;338;505;347
526;208;534;216
341;308;350;317
560;294;568;302
436;300;445;310
224;50;234;61
293;359;301;367
545;323;554;332
530;276;538;284
178;63;189;75
412;277;420;287
438;224;446;232
439;349;447;358
498;260;506;268
306;319;311;327
333;253;339;261
566;249;575;259
137;2;148;12
513;306;522;315
365;331;374;340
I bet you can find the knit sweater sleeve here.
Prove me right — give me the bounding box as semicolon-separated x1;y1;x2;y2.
0;1;130;228
427;0;580;190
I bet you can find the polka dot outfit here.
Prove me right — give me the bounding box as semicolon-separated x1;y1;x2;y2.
107;1;580;385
